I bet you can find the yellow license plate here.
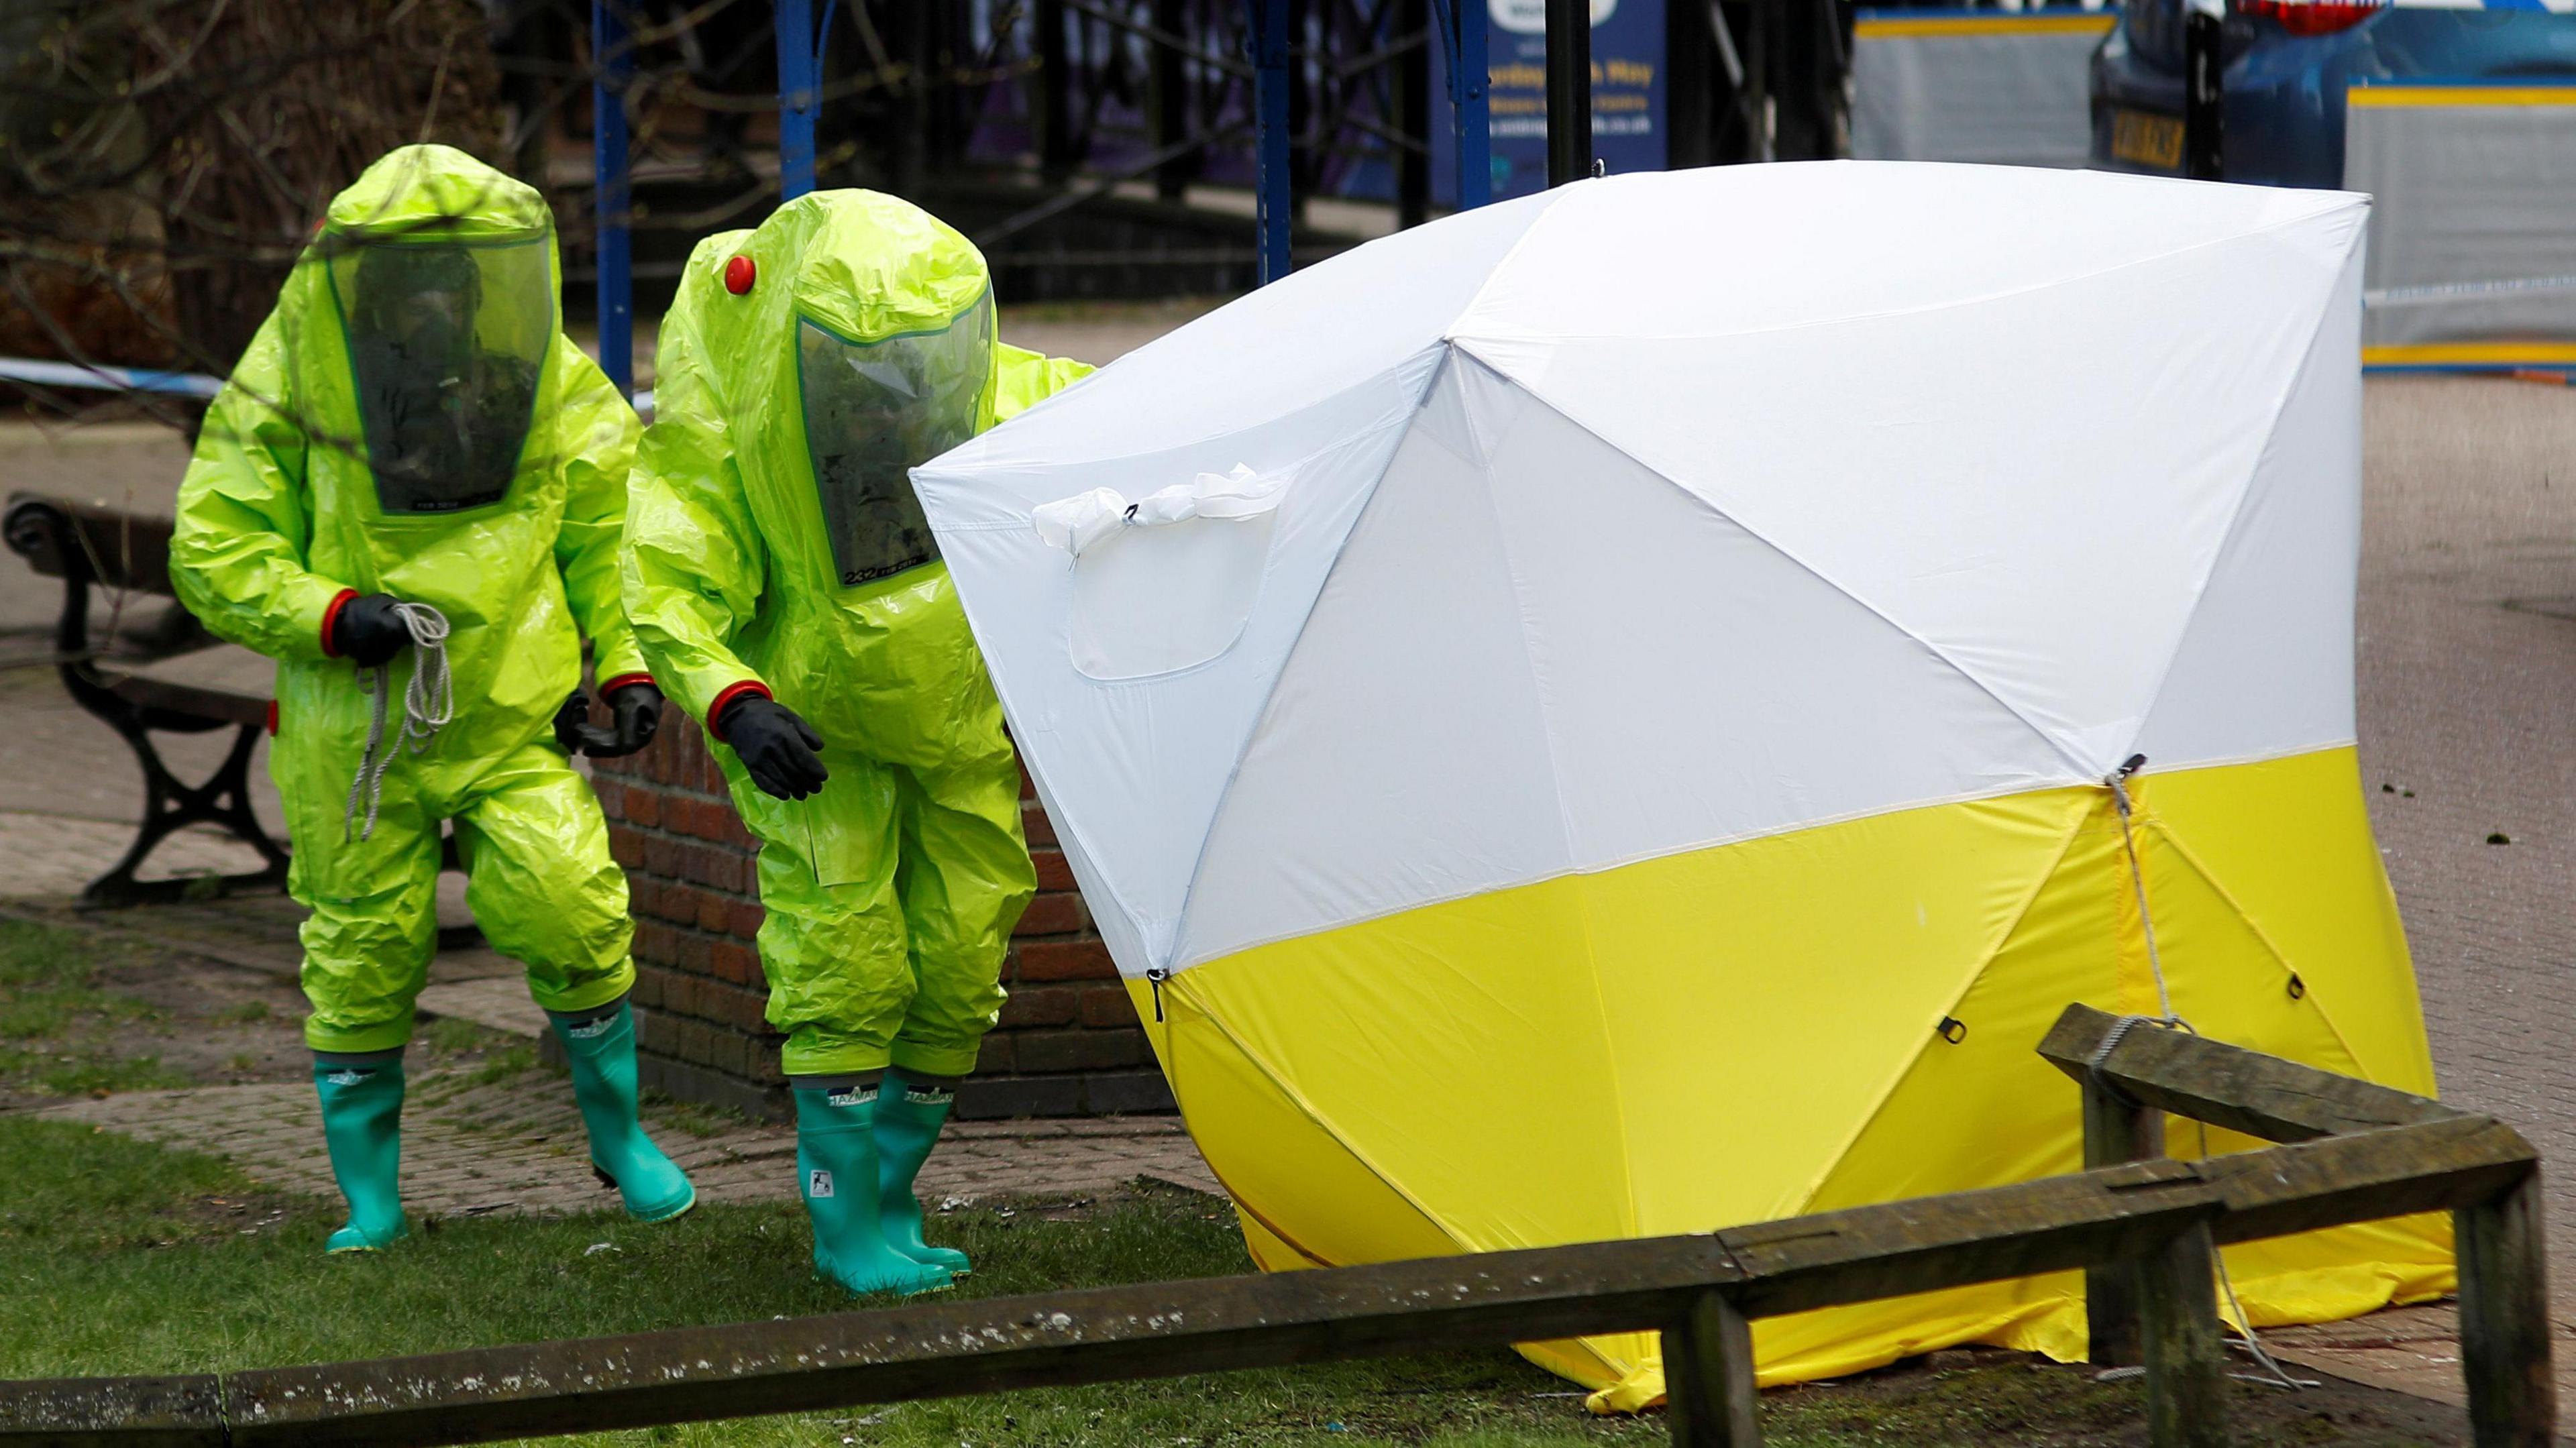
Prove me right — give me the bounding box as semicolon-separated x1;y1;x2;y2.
2111;109;2186;170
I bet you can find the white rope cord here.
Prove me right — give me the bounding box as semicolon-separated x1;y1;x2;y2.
2093;759;2314;1392
342;602;452;843
2201;1112;2324;1391
2105;763;2181;1028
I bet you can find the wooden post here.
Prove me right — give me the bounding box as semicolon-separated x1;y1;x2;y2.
2084;1074;2165;1366
1665;1290;1761;1447
2456;1168;2556;1447
2137;1219;2229;1448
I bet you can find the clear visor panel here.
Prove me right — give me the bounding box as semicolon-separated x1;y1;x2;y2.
331;239;551;514
799;298;994;589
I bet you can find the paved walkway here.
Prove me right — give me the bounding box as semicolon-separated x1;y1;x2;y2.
2357;376;2576;1247
38;1078;1218;1219
2267;1305;2487;1408
3;887;1222;1212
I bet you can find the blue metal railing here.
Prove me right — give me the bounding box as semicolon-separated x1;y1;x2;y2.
592;0;635;396
580;0;1499;366
777;0;820;202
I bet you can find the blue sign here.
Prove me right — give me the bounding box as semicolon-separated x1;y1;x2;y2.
1434;0;1670;204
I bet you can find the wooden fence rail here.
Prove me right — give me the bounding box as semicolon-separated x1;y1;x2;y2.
0;1003;2549;1447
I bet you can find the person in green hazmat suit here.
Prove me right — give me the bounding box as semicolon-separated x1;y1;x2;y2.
622;191;1091;1296
170;144;694;1252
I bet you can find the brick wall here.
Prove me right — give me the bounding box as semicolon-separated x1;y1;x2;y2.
584;713;1173;1121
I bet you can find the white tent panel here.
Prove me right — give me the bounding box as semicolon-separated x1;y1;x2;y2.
1474;362;2078;872
922;162;2376;978
1449;164;2359;350
1175;357;1573;968
2133;241;2366;769
917;352;1442;971
930;186;1560;477
1459;198;2363;777
1176;354;2074;968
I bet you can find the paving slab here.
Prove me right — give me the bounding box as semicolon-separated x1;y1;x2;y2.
2264;1300;2576;1440
0;812;268;899
36;1073;1220;1221
415;977;551;1038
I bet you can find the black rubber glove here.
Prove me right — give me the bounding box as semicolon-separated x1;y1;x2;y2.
332;594;412;667
553;691;613;756
720;694;828;800
591;681;664;758
551;683;663;757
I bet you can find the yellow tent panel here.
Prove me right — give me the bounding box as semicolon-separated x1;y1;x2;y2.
1132;749;2450;1407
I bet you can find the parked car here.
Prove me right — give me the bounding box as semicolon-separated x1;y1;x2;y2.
2090;0;2576;187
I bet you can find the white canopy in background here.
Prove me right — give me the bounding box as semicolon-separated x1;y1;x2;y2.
913;161;2371;987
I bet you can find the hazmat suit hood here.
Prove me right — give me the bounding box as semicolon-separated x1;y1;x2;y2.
788;206;997;588
321;148;556;516
173;142;644;769
621;190;1089;760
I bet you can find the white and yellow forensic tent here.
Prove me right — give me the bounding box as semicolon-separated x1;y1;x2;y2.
913;162;2451;1409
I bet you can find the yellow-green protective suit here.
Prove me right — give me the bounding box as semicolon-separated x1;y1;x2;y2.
172;144;647;1054
622;191;1093;1078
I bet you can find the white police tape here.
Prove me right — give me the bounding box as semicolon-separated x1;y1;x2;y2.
2367;274;2576;307
1;356;655;416
0;357;223;399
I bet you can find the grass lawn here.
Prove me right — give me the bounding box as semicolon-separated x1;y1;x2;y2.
0;1114;2470;1448
0;908;2473;1446
0;919;190;1100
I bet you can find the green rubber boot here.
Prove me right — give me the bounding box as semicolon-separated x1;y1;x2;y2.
551;1003;696;1223
795;1082;953;1298
313;1057;409;1254
875;1072;970;1274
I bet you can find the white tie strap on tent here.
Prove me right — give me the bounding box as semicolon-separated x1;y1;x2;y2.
912;162;2447;1401
1031;463;1298;679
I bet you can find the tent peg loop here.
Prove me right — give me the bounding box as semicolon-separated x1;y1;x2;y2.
2106;753;2149;819
1936;1015;1967;1045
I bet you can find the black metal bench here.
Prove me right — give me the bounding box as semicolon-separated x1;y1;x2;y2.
2;491;288;905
